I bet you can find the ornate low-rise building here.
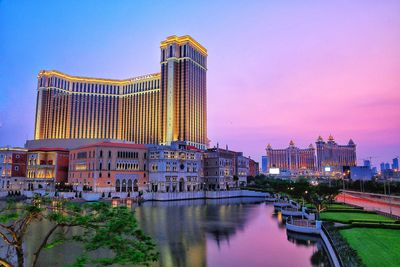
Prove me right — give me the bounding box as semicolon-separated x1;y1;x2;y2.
236;155;249;185
26;148;69;190
0;147;27;190
203;147;235;190
147;142;203;193
248;158;259;177
68;142;148;192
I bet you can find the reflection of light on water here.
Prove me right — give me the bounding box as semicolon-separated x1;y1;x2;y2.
126;199;132;208
112;199;118;207
277;211;282;223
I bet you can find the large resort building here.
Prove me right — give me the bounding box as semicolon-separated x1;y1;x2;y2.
266;136;357;176
33;35;207;150
316;135;357;173
4;35;259;193
266;141;316;175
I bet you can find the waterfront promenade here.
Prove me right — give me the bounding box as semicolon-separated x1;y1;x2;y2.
336;191;400;217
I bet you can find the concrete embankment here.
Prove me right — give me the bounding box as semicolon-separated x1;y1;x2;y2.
320;228;341;267
6;190;267;202
142;190;267;201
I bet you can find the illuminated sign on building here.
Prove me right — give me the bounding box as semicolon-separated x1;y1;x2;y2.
269;168;280;175
324;166;331;172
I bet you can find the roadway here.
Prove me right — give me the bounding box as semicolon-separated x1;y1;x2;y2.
336;192;400;217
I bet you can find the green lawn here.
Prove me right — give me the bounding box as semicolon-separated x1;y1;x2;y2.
326;203;359;210
340;228;400;267
320;211;395;223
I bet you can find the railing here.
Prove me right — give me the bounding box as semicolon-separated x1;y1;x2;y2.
288;218;316;228
282;207;300;212
373;209;400;220
341;189;400;200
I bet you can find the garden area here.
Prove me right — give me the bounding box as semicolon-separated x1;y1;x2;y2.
246;175;400;266
340;228;400;267
321;202;400;267
320;211;396;223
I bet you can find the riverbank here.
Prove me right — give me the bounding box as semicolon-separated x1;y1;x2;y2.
321;202;400;267
1;189;268;202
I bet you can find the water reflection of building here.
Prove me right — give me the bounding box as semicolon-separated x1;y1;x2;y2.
286;231;331;266
134;198;257;267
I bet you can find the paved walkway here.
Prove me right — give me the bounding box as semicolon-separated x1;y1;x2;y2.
336;192;400;217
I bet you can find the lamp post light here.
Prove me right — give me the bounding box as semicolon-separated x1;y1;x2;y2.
388;178;392;215
342;172;346;204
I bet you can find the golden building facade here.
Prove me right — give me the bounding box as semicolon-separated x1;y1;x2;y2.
266;141;316;174
316;135;357;172
160;36;207;149
34;35;207;149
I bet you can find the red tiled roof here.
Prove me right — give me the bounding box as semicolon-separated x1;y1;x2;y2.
28;147;69;152
75;142;147;150
186;145;203;152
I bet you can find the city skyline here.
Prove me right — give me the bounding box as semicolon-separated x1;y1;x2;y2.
1;1;399;165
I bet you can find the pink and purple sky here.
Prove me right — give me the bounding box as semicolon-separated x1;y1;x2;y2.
0;0;399;165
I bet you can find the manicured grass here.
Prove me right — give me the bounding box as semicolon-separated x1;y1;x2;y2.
340;228;400;267
326;203;359;210
320;211;395;223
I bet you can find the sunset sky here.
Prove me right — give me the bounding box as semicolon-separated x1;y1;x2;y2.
1;0;399;166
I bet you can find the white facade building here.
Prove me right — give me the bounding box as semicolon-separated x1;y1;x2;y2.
147;142;203;192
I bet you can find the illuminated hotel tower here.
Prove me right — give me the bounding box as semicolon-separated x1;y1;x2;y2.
34;35;207;149
266;141;316;174
160;36;207;148
315;135;357;172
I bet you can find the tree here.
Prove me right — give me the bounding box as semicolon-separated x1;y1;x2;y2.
0;196;158;267
290;178;311;202
306;184;340;219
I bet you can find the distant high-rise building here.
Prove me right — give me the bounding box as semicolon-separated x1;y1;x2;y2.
385;162;391;170
363;160;371;168
33;35;207;149
261;155;268;173
392;158;399;170
315;135;356;173
350;166;373;181
266;141;316;175
380;162;386;171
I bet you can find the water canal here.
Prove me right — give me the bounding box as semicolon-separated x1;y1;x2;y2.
5;198;331;266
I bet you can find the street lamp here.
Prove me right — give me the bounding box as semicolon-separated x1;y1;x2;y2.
342;173;346;204
388;178;392;215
